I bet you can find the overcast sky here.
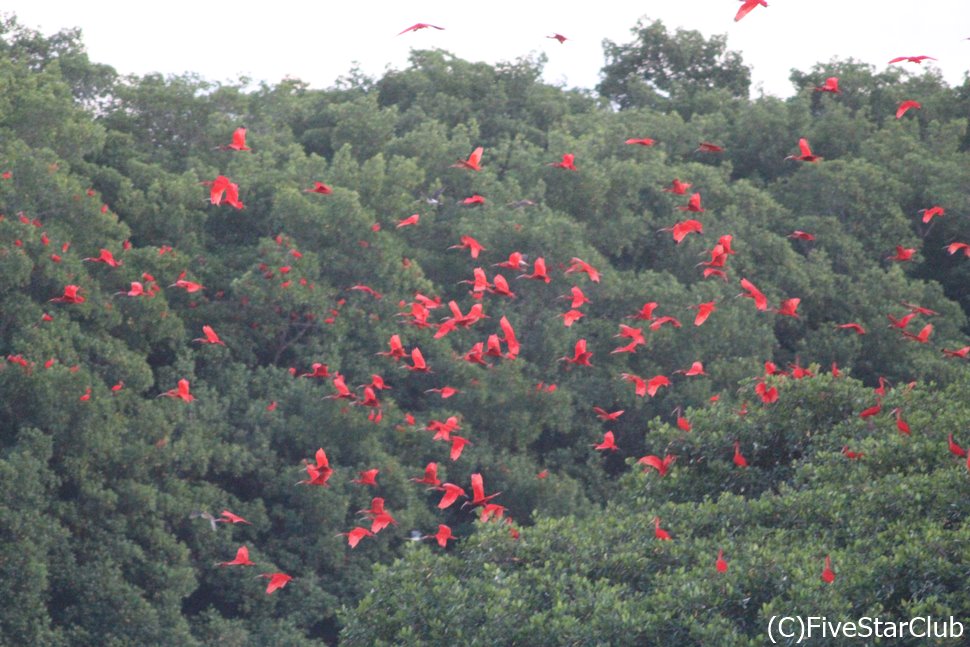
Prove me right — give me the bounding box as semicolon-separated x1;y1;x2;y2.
4;1;967;97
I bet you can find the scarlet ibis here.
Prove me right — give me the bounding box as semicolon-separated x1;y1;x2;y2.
716;549;728;573
339;527;375;548
494;251;527;270
451;146;483;171
449;235;485;258
638;454;676;476
625;137;656;146
629;302;659;320
677;361;707;377
462;194;486;206
676;193;704;212
352;469;379;486
735;0;767;22
697;142;724;153
653;516;671;540
51;285;85;304
821;555;835;583
560;339;593;366
564;257;600;282
548;153;577;170
901;324;933;344
836;323;866;334
691;301;716;326
662;219;704;243
733;441;748;468
622;373;648;397
842;446;864;460
193;325;225;345
560;309;584;327
547;33;567;44
449;435;472;461
942;346;970;359
789;230;815;241
945;242;970;257
560;285;591;308
785;138;822;162
775;298;800;318
396;214;419;228
222;127;250;151
649;316;681;331
896;100;921;119
738;278;768;311
891;408;911;435
217;546;255;567
377;334;406;360
594;431;618;452
411;462;441;487
161;379;194;402
901;302;938;316
425;524;456;547
663;179;692;195
83;248;122;267
920;205;944;223
398;23;444;35
298;448;333;486
425;386;460;399
259;573;292;594
405;347;431;372
815;77;840;93
948;433;966;458
463;473;501;508
436;483;467;509
593;407;624;421
888;55;936;64
304;181;333;195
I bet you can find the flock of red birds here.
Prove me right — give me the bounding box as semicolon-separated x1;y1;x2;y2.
6;9;969;597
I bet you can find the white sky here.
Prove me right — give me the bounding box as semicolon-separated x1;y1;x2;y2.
3;1;968;97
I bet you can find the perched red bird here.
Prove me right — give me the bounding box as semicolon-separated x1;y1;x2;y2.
734;0;768;22
948;433;967;458
821;555;836;583
896;100;922;119
653;516;671;541
716;549;728;573
259;573;292;594
398;23;444;35
732;441;748;468
451;146;483;171
815;77;840;93
218;546;255;567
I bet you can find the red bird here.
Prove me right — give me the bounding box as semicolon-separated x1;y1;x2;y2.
193;325;225;345
170;279;204;293
892;408;911;436
299;448;333;487
339;527;375;548
625;137;656;146
639;454;676;476
594;431;618;452
888;55;936;64
901;301;939;316
425;524;456;548
304;181;333;195
886;312;917;329
564;257;600;282
836;323;866;335
352;469;379;487
815;77;840;93
560;285;591;309
411;462;441;487
547;33;567;44
920;205;944;224
948;433;967;458
500;316;521;359
697;142;724;153
494;251;527;270
208;175;244;209
548;153;577;170
734;0;768;22
161;379;194;402
83;248;122;267
842;446;865;460
663;219;704;243
663;179;692;195
677;361;707;377
716;549;728;573
259;573;292;594
396;214;419;228
560;309;584;327
901;324;933;344
518;257;551;283
785;138;822;162
435;483;468;509
377;334;406;360
218;546;255;567
775;298;800;318
789;230;815;241
398;23;444;35
51;285;85;304
676;193;705;213
462;194;486;206
945;242;970;257
560;339;593;366
691;301;717;326
449;435;471;461
593;407;624;421
405;347;431;372
738;278;768;311
733;441;748;468
217;510;251;525
653;516;672;541
621;373;648;397
224;127;250;151
942;346;970;359
629;302;659;320
451;146;483;171
464;473;501;508
896;100;921;119
449;235;485;258
821;555;836;583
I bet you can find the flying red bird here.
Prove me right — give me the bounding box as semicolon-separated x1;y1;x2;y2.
83;248;122;267
942;346;970;359
161;379;194;402
638;454;676;476
464;473;501;508
435;483;468;509
696;142;723;153
920;205;944;224
425;524;457;548
663;219;704;243
396;213;420;228
518;257;551;283
259;573;292;594
945;242;970;257
547;33;567;44
785;138;822;162
775;298;800;318
691;301;717;326
663;179;692;195
735;0;768;22
50;285;85;304
789;230;815;241
901;323;933;344
451;146;483;171
304;181;333;195
676;193;705;213
560;285;591;309
449;235;485;258
405;347;431;372
815;77;840;93
625;137;656;146
223;127;250;151
677;361;707;377
564;257;600;282
888;55;936;64
217;546;255;567
738;278;768;311
896;100;921;119
193;325;225;345
352;469;379;487
629;302;659;320
560;339;593;366
548;153;577;170
593;407;624;421
411;462;441;486
217;510;250;525
594;431;618;452
836;323;866;335
398;23;444;35
462;194;486;206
